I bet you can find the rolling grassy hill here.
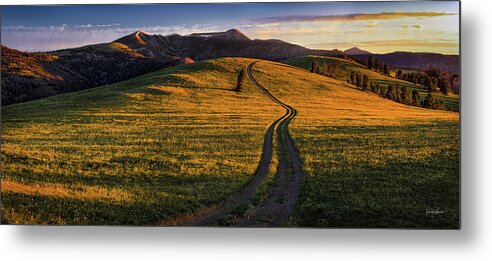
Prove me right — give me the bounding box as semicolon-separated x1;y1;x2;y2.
1;44;175;106
248;61;459;228
1;58;283;225
2;29;334;106
282;55;459;111
1;57;459;227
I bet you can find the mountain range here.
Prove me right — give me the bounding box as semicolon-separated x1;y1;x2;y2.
343;47;460;74
114;29;329;61
1;29;459;105
344;47;373;56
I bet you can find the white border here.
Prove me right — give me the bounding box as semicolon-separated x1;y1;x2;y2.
2;0;491;260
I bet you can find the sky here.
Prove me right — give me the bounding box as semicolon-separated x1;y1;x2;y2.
1;2;460;54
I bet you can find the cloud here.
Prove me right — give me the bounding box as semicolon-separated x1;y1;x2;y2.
253;12;455;25
306;39;458;53
1;23;222;52
73;23;121;28
1;23;218;35
401;24;423;29
1;11;458;53
241;25;337;37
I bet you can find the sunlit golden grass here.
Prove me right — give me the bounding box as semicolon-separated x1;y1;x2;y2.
1;57;284;225
2;180;134;203
282;55;459;111
52;42;144;57
1;57;459;227
251;61;459;228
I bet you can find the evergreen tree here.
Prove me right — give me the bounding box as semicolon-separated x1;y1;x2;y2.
356;73;362;87
411;90;421;107
422;92;444;109
235;69;245;92
396;69;403;79
400;86;408;104
310;61;317;73
438;77;451;95
423;92;433;108
423;75;432;90
383;64;389;75
395;86;401;102
350;71;356;84
430;78;438;92
362;74;369;90
367;56;373;70
385;84;394;100
412;73;419;84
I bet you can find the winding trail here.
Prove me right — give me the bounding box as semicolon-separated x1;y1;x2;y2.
239;61;304;226
174;60;303;226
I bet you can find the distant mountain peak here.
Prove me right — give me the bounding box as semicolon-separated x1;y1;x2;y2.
224;28;248;37
135;30;150;37
190;28;251;41
344;47;372;55
115;30;150;46
134;30;148;44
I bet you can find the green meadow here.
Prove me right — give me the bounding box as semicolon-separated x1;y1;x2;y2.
282;55;459;111
1;57;459;228
1;58;283;225
251;61;459;228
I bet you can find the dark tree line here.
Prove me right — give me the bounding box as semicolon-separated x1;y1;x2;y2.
359;56;390;76
397;67;456;95
347;70;444;109
310;60;334;77
347;71;370;91
363;56;458;96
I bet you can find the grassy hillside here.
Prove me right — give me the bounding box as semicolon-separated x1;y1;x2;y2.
282;55;459;111
1;57;459;227
1;44;174;106
1;58;284;225
250;61;459;228
51;42;145;57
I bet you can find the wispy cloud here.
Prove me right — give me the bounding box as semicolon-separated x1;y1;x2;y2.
365;22;378;28
252;12;455;25
1;23;221;52
401;24;423;29
1;23;218;35
1;11;458;54
73;23;121;28
307;39;458;54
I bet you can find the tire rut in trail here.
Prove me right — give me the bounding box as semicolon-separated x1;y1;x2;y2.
170;60;303;227
238;61;304;227
173;62;289;226
191;110;288;226
238;108;292;226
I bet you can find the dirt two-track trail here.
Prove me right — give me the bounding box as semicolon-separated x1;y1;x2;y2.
174;61;303;227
